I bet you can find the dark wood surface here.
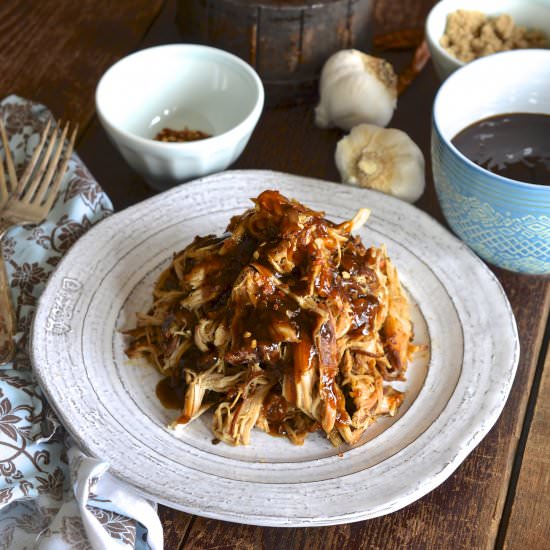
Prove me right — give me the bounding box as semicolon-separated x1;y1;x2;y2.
1;1;549;548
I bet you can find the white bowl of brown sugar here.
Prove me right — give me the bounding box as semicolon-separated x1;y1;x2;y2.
426;0;550;80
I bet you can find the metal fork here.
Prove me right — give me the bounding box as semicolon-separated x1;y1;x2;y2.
0;118;77;364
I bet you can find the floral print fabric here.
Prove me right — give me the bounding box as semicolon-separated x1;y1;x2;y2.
0;96;162;550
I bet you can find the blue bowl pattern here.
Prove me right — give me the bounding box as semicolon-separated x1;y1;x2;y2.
432;121;550;275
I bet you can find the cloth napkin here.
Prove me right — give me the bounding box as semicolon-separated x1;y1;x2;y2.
0;96;163;550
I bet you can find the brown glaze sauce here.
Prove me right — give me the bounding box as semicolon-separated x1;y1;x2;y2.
155;191;384;437
156;376;185;410
262;393;289;436
452;113;550;186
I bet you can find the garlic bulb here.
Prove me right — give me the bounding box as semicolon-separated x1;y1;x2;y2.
315;50;397;131
335;123;425;203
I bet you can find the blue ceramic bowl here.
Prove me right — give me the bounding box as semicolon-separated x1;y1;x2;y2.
432;49;550;275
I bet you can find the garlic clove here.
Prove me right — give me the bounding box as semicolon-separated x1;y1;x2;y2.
315;50;397;131
335;123;425;203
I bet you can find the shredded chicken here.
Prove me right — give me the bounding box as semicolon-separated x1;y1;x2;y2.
125;190;418;446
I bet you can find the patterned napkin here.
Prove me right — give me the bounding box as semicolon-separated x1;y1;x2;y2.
0;96;163;549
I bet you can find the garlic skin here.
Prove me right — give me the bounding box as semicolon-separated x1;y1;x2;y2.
335;123;425;203
315;50;397;131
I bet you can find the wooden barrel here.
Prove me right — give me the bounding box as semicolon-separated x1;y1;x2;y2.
176;0;374;106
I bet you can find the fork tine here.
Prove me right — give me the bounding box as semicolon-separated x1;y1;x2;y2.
16;118;53;196
20;119;61;203
31;121;69;206
0;119;17;195
0;152;7;207
42;123;77;212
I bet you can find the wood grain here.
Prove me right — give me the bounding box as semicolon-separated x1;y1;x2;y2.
157;506;194;550
503;317;550;549
0;0;164;128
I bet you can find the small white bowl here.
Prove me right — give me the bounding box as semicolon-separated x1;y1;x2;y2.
96;44;264;190
426;0;550;80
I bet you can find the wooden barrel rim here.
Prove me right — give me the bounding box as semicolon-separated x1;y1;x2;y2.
219;0;348;9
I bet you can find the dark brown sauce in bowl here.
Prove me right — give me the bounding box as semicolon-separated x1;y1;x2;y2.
451;113;550;186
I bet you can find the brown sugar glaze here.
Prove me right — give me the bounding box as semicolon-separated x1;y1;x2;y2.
451;113;550;186
154;192;387;431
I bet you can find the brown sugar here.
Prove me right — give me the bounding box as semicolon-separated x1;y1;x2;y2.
440;9;547;63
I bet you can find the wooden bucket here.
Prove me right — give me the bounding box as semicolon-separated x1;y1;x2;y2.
176;0;374;106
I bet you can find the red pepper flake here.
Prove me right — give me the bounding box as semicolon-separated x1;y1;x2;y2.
154;126;211;143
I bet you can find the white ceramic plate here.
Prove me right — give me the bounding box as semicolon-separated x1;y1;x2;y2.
31;170;519;526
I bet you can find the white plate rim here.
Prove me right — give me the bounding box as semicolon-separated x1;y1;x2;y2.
31;170;519;526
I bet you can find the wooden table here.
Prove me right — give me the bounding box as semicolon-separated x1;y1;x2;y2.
2;1;549;548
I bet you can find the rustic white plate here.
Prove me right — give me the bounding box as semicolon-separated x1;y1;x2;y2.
31;170;519;526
